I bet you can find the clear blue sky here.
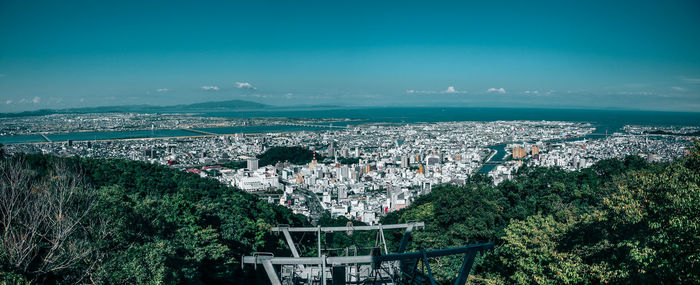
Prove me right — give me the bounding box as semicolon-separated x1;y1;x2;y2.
1;0;700;112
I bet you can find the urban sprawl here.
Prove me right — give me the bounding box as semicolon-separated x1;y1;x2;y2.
2;113;695;224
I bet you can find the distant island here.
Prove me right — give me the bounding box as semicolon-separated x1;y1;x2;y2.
0;99;269;118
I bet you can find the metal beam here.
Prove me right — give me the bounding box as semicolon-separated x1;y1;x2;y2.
282;229;301;258
317;226;322;257
242;243;494;266
321;254;327;285
454;250;478;285
281;228;305;271
243;255;371;265
374;243;494;263
421;249;438;285
397;224;413;253
262;259;281;285
271;222;425;233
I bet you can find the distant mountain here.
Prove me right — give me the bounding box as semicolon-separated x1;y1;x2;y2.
0;99;269;117
174;99;266;110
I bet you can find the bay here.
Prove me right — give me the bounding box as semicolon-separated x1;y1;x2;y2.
2;107;699;144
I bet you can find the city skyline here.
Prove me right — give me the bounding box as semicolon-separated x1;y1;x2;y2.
2;0;700;112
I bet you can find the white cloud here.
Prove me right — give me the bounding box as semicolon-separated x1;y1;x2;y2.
443;86;467;94
406;89;436;94
201;85;219;91
524;90;539;94
285;93;293;99
671;86;686;91
487;87;506;94
681;77;700;84
32;96;40;103
80;98;84;102
407;86;467;94
0;74;5;77
5;100;12;104
611;91;654;96
236;82;256;90
157;88;169;93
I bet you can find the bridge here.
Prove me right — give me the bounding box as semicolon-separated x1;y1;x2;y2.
285;123;350;129
40;134;52;143
242;222;494;285
179;128;217;136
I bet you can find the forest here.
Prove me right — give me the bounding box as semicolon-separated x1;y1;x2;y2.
383;140;700;284
256;146;319;167
0;140;698;284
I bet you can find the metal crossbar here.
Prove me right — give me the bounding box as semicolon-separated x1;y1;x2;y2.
271;222;425;233
242;222;494;285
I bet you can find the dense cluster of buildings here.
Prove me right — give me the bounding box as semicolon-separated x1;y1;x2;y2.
0;112;348;136
484;134;692;184
2;116;694;223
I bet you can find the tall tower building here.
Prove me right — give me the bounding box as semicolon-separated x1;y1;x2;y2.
247;158;259;171
401;156;409;168
512;147;527;159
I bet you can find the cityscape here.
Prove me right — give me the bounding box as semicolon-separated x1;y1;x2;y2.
2;114;694;224
1;1;699;283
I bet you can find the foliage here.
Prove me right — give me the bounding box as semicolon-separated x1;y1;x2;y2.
337;157;360;165
2;140;698;284
1;153;307;283
222;160;246;169
0;158;104;284
257;146;318;167
383;142;699;284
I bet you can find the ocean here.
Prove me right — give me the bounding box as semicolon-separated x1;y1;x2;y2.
2;107;699;144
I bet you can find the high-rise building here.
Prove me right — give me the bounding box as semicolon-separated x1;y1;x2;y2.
144;149;156;159
401;156;409;168
327;142;336;157
512;147;527;159
426;155;440;166
341;165;349;180
247;158;259;171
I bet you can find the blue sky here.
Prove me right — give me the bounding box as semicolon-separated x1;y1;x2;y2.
1;0;700;112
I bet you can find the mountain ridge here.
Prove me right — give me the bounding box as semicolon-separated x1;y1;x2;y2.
0;99;269;117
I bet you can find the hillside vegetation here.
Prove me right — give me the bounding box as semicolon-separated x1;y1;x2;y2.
383;140;700;284
0;153;306;284
1;141;698;284
257;146;319;167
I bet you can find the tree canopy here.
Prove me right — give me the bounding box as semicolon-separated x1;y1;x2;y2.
2;141;698;284
0;153;307;284
383;140;700;284
257;146;318;167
